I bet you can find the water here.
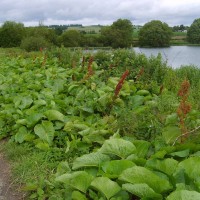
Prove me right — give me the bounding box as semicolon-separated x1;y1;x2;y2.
133;46;200;68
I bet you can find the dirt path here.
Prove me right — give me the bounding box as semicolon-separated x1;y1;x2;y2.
0;150;25;200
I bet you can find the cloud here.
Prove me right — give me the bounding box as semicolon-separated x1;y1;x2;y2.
0;0;199;26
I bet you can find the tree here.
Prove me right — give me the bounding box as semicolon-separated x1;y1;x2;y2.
25;26;57;45
187;18;200;44
139;20;172;47
100;19;134;48
0;21;25;47
58;30;81;47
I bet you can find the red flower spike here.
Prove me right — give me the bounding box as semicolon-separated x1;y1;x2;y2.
176;79;191;141
114;70;130;99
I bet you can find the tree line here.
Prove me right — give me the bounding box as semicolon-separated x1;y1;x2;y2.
0;18;200;51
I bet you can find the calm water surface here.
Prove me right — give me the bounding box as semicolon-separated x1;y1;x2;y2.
133;46;200;68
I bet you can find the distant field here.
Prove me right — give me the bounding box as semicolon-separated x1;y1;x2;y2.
67;26;102;34
173;31;187;36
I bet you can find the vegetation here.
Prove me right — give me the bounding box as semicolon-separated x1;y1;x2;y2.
138;20;172;47
187;18;200;44
1;18;200;48
100;19;134;48
1;48;200;199
58;30;81;47
0;21;25;47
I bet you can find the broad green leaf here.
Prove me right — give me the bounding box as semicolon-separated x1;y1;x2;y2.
110;190;129;200
133;140;151;158
91;177;121;199
174;157;200;180
44;110;65;122
35;141;50;150
26;113;44;127
162;126;181;144
165;113;178;125
101;160;135;178
34;121;55;145
170;149;190;158
146;158;178;176
15;126;28;143
72;191;87;200
34;99;46;107
72;152;110;170
166;190;200;200
119;166;172;193
129;95;144;108
122;183;162;199
56;162;71;176
55;171;94;193
99;138;136;159
18;96;33;110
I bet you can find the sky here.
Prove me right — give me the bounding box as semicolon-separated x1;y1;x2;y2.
0;0;200;27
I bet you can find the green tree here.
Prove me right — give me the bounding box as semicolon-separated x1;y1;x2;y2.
25;26;57;45
187;18;200;44
139;20;172;47
58;30;81;47
0;21;25;47
100;19;134;48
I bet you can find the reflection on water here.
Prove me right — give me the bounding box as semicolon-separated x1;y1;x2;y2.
133;46;200;68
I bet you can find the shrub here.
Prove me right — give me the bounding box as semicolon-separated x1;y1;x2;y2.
20;36;51;52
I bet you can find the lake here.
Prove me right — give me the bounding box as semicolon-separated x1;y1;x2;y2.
133;46;200;68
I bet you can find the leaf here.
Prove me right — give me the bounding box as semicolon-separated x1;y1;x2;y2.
44;110;65;122
91;177;121;199
99;138;136;159
146;158;178;176
55;171;94;193
72;191;87;200
18;96;33;110
174;157;200;180
122;183;162;199
170;149;190;158
129;95;144;108
101;160;135;178
166;190;200;200
162;126;181;144
26;113;44;127
56;162;71;176
72;152;110;170
110;190;129;200
119;166;172;193
133;140;151;158
35;141;50;150
34;121;55;145
165;113;178;125
15;126;28;143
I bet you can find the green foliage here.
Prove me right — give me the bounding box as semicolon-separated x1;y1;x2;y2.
91;177;121;199
166;190;200;200
58;30;81;47
20;36;51;51
1;49;200;199
25;26;57;45
122;183;162;199
119;166;172;193
139;20;172;47
187;18;200;44
100;19;134;48
0;21;25;47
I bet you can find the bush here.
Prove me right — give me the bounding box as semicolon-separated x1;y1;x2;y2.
20;36;51;52
187;18;200;44
139;20;172;47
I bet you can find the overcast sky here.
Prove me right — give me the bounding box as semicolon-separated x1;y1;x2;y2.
0;0;200;27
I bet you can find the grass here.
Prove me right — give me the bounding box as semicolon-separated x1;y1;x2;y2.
1;141;58;196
